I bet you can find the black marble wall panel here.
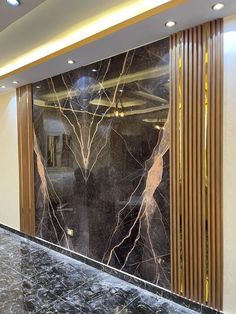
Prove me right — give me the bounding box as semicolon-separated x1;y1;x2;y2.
33;37;170;289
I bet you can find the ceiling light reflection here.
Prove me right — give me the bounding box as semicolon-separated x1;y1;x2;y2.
165;20;176;28
6;0;21;7
212;3;224;10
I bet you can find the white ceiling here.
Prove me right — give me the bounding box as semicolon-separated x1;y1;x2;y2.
0;0;140;67
0;0;236;94
0;0;46;32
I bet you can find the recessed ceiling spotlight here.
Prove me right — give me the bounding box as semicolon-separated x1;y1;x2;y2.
92;68;97;72
165;20;176;28
212;3;225;10
1;86;6;89
13;81;19;84
6;0;21;7
36;86;41;89
68;59;75;64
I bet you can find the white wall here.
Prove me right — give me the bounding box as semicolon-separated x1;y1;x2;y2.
223;15;236;314
0;91;20;230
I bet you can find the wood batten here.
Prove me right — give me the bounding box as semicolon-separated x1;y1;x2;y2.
170;19;223;310
17;85;35;236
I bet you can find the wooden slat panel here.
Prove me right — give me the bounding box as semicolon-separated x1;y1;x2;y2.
170;19;223;310
17;84;35;236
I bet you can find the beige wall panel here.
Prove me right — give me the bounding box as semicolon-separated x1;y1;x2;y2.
223;15;236;314
0;91;20;230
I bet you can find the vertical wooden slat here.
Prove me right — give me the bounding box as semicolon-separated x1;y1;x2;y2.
188;28;194;300
196;24;203;303
183;30;190;299
208;20;216;308
17;84;35;236
201;22;207;305
170;34;176;292
170;19;223;310
192;26;198;301
180;32;185;297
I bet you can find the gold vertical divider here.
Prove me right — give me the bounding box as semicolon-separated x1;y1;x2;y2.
170;32;184;294
17;84;35;236
170;19;223;310
177;31;182;294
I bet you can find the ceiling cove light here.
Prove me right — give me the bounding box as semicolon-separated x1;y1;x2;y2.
13;80;19;84
68;60;75;64
165;20;176;28
0;0;174;77
6;0;21;7
212;3;225;10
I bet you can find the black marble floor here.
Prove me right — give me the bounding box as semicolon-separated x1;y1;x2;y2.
0;227;198;314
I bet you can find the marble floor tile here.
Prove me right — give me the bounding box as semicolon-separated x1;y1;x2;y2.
32;262;99;298
0;272;57;313
121;291;197;314
41;300;87;314
1;247;63;279
63;276;150;313
0;227;199;314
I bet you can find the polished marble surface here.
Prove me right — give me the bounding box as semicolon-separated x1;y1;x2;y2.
33;37;170;289
0;227;198;314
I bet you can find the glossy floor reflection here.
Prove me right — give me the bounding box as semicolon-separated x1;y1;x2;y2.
0;228;197;314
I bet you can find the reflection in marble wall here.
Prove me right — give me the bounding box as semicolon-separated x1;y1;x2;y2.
33;37;170;289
